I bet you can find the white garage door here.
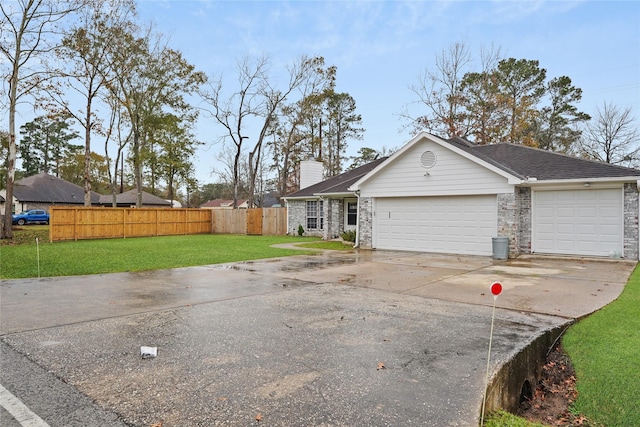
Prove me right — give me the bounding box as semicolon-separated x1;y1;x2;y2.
533;189;622;257
374;195;497;256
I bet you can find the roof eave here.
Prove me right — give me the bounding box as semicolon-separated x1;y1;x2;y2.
283;190;355;201
317;191;356;198
519;176;640;186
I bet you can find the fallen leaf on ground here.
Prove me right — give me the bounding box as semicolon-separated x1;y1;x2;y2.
255;413;263;422
377;362;386;370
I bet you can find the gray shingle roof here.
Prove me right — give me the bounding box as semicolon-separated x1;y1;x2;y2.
446;137;640;180
13;173;102;204
98;189;171;206
285;157;389;198
200;199;247;208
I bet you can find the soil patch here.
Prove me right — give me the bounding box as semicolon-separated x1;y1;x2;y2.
518;344;598;426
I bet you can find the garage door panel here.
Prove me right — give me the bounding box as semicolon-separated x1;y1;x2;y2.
533;189;622;257
374;196;497;256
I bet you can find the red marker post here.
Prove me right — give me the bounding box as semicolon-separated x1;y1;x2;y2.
481;282;502;426
491;281;502;298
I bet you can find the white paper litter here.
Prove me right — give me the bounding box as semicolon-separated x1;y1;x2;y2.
140;346;157;358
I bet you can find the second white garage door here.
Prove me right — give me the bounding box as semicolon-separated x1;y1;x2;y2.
374;195;497;256
533;188;623;257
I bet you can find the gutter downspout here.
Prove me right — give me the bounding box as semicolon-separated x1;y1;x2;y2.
354;190;361;248
637;180;640;261
284;199;290;235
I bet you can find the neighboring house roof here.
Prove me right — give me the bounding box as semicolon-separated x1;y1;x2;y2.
99;189;171;206
13;173;102;204
200;199;248;208
284;157;389;199
261;193;281;208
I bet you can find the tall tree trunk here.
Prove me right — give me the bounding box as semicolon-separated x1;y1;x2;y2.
2;56;20;239
167;172;174;203
133;130;142;208
233;142;240;209
84;99;93;206
43;129;50;174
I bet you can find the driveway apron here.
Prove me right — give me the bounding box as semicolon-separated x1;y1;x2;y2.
1;250;634;426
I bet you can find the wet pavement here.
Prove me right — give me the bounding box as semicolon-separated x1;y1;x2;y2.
0;249;636;426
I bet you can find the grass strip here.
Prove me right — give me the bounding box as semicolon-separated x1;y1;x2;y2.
562;264;640;427
0;234;320;279
296;241;354;251
484;410;547;427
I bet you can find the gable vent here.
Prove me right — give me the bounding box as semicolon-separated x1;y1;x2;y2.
421;150;437;168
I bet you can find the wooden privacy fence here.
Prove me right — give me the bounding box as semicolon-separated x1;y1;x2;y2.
49;207;212;241
210;207;287;235
49;206;287;241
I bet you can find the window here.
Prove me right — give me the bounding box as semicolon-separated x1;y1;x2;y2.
306;200;324;230
347;201;357;226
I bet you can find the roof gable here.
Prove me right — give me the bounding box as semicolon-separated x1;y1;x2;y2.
351;133;520;190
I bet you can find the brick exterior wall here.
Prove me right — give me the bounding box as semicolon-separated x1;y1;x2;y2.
516;187;532;256
624;183;639;260
496;193;517;257
287;199;322;237
326;198;343;239
287;200;305;236
287;198;347;239
357;197;374;248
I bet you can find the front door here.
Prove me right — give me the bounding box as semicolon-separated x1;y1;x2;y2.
345;199;358;231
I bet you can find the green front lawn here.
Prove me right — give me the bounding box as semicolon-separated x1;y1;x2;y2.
296;240;354;251
562;264;640;427
0;233;322;279
484;411;547;427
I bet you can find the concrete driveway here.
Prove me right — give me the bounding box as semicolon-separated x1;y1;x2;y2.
1;249;635;426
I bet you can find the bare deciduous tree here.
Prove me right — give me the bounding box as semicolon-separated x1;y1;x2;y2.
200;55;269;208
1;0;86;238
201;55;327;208
247;56;324;208
578;103;639;167
405;41;473;138
402;42;503;141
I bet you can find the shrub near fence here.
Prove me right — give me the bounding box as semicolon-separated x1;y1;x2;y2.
49;207;212;242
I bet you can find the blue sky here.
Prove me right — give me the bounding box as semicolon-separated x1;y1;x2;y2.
136;0;640;184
